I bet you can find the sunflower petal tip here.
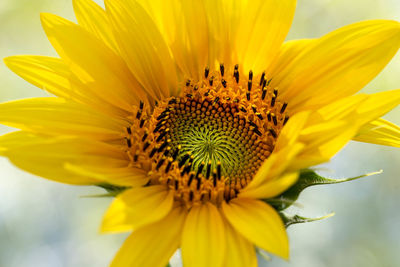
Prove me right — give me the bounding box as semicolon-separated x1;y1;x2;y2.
99;223;109;234
40;12;62;27
387;20;400;39
71;0;85;11
3;56;25;71
390;19;400;28
39;12;51;21
374;19;400;29
99;218;120;235
40;12;52;27
280;245;290;261
3;55;23;65
3;56;12;67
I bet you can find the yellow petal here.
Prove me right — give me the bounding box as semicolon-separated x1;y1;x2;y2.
234;0;297;74
294;90;400;165
317;90;400;125
354;118;400;147
0;131;46;155
273;20;400;112
313;94;368;121
275;111;310;151
101;185;174;233
135;0;203;80
40;13;150;111
292;123;359;170
240;172;299;199
222;198;289;259
111;206;186;267
299;121;356;154
105;0;178;99
353;89;400;124
268;39;314;77
247;142;304;191
4;56;74;100
73;0;119;52
3;56;130;118
0;132;128;185
203;0;244;68
291;89;400;170
224;218;257;267
182;203;225;267
142;0;296;75
172;0;209;80
0;97;125;140
65;164;149;187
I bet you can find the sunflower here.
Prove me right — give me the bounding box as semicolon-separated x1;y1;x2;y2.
1;0;400;266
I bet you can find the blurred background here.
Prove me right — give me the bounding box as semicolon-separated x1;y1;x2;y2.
0;0;399;266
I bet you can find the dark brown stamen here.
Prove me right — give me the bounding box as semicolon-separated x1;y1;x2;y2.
179;153;190;168
196;162;205;178
234;64;239;83
165;159;173;173
125;138;132;147
156;130;167;142
272;114;278;126
221;79;227;88
158;139;169;152
259;72;265;86
142;131;148;142
271;96;276;107
187;173;195;186
149;147;158;158
156;157;165;170
136;110;142;119
269;128;277;138
284;116;289;125
262;88;267;100
143;141;150;151
205;66;210;78
139;119;145;128
217;162;222;180
280;103;288;113
206;161;211;179
267;112;272;122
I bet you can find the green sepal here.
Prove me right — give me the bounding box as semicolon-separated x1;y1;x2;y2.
80;193;119;198
86;183;129;198
266;169;382;210
279;212;335;228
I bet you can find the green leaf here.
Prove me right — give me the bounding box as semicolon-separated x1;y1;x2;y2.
266;169;382;210
279;212;335;228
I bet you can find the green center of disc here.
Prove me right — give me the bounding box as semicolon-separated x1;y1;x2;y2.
156;97;269;181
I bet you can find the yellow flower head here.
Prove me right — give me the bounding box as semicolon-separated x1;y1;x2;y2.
1;0;400;266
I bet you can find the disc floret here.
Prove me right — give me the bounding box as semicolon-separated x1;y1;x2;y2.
126;65;290;208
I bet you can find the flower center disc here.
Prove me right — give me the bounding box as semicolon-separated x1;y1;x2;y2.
127;65;290;207
162;96;273;180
